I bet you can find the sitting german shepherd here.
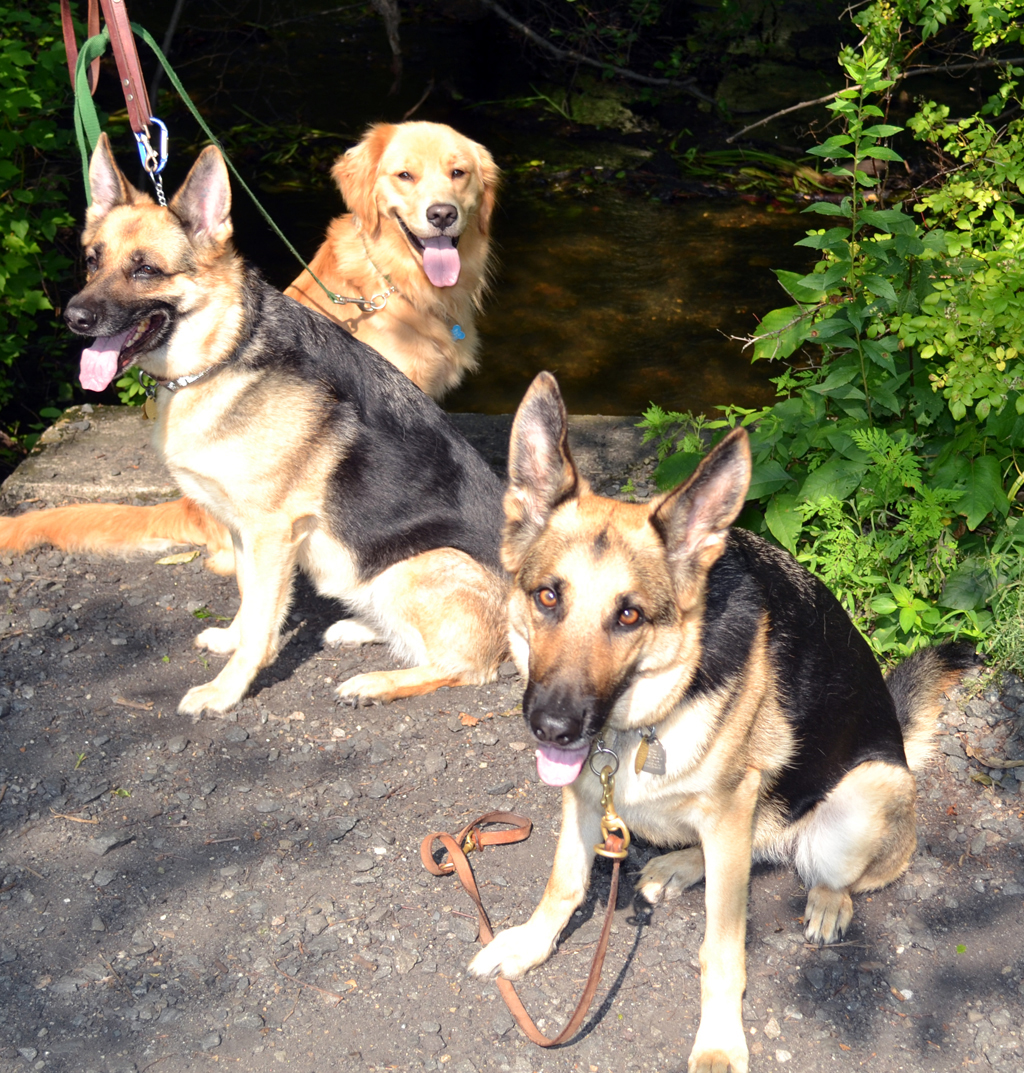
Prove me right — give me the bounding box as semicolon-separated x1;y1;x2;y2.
470;372;974;1073
63;134;508;716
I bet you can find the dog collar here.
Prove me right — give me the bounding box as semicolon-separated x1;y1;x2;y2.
152;368;210;392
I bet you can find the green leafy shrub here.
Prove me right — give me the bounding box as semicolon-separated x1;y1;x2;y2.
0;4;77;420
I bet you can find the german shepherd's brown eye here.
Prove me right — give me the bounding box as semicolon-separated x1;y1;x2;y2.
135;264;161;277
618;607;642;627
536;587;558;610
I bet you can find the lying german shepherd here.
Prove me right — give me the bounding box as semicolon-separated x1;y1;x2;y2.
470;373;974;1073
63;133;508;716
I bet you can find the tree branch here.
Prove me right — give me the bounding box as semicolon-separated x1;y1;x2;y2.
480;0;717;105
727;56;1024;144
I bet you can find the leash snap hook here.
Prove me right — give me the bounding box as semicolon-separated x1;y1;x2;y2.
593;759;631;860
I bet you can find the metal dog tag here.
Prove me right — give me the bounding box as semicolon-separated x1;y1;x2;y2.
142;396;157;420
635;730;666;776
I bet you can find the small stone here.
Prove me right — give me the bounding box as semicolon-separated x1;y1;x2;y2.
452;917;479;943
92;868;117;887
199;1032;221;1051
508;742;527;752
90;916;105;932
365;780;389;799
486;781;515;796
776;1050;792;1063
352;856;376;873
368;740;393;764
234;1011;264;1029
497;661;518;678
166;735;188;754
17;1047;38;1061
764;1017;782;1040
86;830;135;856
28;610;51;630
255;800;281;813
223;726;248;743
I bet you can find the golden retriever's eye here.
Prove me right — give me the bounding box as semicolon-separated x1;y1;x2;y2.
535;587;558;611
618;607;642;628
397;171;414;181
451;168;465;178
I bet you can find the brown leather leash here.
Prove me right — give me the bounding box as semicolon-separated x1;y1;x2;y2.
420;769;629;1048
60;0;154;136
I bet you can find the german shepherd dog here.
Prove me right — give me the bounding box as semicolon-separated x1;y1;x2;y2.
62;133;508;716
1;121;498;576
469;373;975;1073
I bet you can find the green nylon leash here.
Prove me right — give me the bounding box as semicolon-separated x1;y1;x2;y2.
70;24;340;309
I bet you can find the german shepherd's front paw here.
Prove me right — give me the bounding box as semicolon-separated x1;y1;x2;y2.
195;624;239;655
468;925;555;980
803;885;853;944
178;678;245;716
689;1017;748;1073
638;846;705;904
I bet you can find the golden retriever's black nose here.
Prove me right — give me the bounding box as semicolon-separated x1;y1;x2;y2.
426;203;458;231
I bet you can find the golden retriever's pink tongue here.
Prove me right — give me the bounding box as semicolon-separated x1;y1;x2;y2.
79;331;130;392
421;236;461;287
536;743;591;786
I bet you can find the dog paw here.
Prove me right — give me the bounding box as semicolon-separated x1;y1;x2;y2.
178;679;244;717
195;625;239;654
335;672;391;705
468;925;555;981
323;619;380;648
803;885;853;944
638;846;705;904
688;1043;748;1073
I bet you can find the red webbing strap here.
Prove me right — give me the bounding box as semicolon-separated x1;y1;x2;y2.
59;0;153;133
60;0;100;92
420;813;623;1048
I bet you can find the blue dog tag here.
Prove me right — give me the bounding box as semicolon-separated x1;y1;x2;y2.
451;324;466;341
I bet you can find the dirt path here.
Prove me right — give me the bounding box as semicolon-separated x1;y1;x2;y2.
0;416;1021;1072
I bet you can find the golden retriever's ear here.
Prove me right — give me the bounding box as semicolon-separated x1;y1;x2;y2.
474;143;500;236
334;123;394;237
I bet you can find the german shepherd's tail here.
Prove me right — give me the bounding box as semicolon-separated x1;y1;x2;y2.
885;641;981;770
0;497;235;575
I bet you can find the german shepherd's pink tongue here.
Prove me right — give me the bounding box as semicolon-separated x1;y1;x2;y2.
421;236;461;287
79;331;130;392
535;743;591;787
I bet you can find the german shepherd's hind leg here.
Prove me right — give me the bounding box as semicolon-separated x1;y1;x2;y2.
179;518;308;716
688;766;759;1073
322;619;381;648
637;846;705;904
794;760;917;945
335;548;507;703
469;783;601;980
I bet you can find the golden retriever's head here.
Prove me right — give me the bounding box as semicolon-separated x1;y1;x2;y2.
333;121;499;288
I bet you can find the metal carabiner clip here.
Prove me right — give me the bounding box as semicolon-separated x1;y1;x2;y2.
135;117;169;175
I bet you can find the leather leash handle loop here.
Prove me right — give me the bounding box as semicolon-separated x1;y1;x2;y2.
60;0;100;93
420;816;624;1049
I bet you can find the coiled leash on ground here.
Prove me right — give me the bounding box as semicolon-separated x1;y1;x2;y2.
420;754;630;1048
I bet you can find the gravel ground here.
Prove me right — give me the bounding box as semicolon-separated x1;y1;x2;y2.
0;528;1022;1072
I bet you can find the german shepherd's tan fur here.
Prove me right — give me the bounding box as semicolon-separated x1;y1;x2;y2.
61;135;508;716
469;373;975;1073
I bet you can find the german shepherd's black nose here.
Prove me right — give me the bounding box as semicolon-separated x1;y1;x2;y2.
65;302;99;335
524;680;598;747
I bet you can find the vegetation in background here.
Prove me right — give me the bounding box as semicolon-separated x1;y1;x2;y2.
0;3;78;462
646;9;1024;669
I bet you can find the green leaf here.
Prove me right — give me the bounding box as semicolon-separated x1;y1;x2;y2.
764;492;802;553
799;457;867;504
773;269;827;304
869;595;898;614
652;451;703;492
956;454;1010;530
802;201;852;218
938;559;993;611
862;275;898;302
747;459;793;500
751;306;812;361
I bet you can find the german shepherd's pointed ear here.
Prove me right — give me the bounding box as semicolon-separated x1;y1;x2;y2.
334;123;393;238
86;133;147;230
168;145;234;248
650;427;751;600
474;143;500;237
503;372;582;572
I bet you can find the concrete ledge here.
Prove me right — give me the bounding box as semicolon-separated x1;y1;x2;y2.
1;405;653;509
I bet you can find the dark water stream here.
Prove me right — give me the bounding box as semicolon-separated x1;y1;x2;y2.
126;1;817;417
